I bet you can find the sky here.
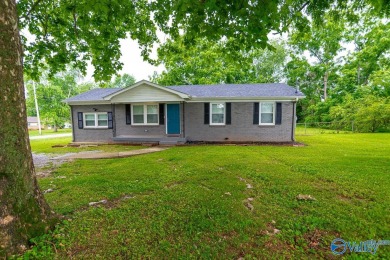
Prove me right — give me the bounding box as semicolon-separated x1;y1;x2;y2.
86;31;286;83
22;29;165;83
24;29;356;84
85;38;165;83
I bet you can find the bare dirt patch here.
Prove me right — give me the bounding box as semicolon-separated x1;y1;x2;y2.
32;152;98;177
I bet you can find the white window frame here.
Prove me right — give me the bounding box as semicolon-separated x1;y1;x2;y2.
210;102;226;126
259;102;275;125
131;104;159;125
83;112;109;128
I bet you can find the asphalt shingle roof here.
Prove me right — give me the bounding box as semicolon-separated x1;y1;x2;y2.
167;83;303;98
65;83;303;102
65;88;120;102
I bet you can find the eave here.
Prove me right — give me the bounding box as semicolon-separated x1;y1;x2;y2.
64;100;112;106
186;96;306;102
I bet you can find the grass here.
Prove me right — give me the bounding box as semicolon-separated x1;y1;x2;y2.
30;137;145;154
25;134;390;259
28;128;72;136
295;125;351;135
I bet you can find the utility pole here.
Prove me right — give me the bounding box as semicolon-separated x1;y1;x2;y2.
32;81;42;135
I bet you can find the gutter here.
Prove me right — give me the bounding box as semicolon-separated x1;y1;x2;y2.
64;96;306;105
63;100;112;105
112;104;116;138
182;102;185;138
70;106;75;142
187;96;305;102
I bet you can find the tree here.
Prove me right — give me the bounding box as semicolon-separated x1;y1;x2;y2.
17;0;389;81
150;0;389;56
330;94;390;132
1;0;389;256
289;11;345;101
108;73;136;88
287;9;390;123
154;37;255;85
30;84;70;131
252;41;287;83
0;1;54;256
26;68;87;131
338;21;390;95
154;37;287;85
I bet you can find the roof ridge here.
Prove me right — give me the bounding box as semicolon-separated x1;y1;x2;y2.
167;83;288;87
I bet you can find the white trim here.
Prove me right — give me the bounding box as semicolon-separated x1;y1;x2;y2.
65;101;112;105
131;103;159;125
103;80;189;100
259;102;275;125
210;102;226;126
65;98;301;105
83;112;109;128
165;103;168;134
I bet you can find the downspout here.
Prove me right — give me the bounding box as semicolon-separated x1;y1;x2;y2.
112;103;116;138
182;102;185;138
70;106;75;142
291;98;298;142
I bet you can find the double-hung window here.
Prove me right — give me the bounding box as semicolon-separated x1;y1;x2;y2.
84;113;108;128
132;104;159;125
210;103;225;125
259;102;275;125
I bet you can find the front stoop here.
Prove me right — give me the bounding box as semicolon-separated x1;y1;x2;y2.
159;140;182;146
112;135;187;146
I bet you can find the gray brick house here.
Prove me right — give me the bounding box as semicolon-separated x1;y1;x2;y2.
65;80;305;144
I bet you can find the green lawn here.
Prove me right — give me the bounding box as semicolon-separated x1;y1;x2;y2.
28;128;72;136
30;137;145;154
295;125;351;135
25;134;390;259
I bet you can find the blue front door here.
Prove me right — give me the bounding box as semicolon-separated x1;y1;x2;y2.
167;104;180;135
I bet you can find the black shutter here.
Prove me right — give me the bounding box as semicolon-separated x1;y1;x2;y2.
108;112;113;129
204;103;210;124
77;112;83;129
276;103;282;125
226;102;231;125
125;104;131;125
253;103;259;124
159;103;165;125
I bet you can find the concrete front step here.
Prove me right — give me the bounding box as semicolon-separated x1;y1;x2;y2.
159;140;182;146
112;135;187;145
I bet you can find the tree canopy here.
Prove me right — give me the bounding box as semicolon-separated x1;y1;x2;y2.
287;11;390;131
107;73;136;88
153;37;287;85
18;0;389;82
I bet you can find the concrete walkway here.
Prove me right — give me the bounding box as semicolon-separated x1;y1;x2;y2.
30;133;72;140
52;147;167;160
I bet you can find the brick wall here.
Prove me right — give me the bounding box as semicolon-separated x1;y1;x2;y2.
183;102;294;142
71;105;114;142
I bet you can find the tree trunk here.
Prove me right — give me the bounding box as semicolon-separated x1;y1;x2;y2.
357;63;361;85
0;0;56;257
323;71;329;101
